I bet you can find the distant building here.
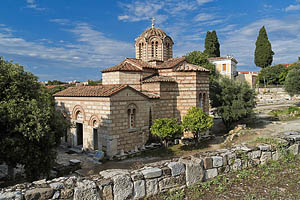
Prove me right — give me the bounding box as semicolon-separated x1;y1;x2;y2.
236;71;258;88
208;56;238;79
53;23;210;157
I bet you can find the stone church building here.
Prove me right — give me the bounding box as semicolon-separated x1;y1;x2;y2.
54;24;210;157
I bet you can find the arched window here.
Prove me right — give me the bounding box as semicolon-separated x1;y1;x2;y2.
202;93;206;111
151;41;154;57
128;104;137;129
166;43;170;59
75;111;83;121
155;41;158;57
199;93;203;108
139;43;142;59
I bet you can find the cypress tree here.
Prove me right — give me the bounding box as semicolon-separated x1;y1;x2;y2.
254;26;274;68
204;30;220;57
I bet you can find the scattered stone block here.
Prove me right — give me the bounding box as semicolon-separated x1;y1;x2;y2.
94;151;104;161
100;169;129;179
146;179;159;197
158;175;185;192
133;180;145;199
25;188;54;200
113;174;133;200
212;156;223;168
180;158;204;186
0;192;23;200
50;182;64;190
69;159;81;165
232;159;242;171
167;162;185;176
101;185;113;200
260;152;272;164
258;145;271;151
288;144;300;155
141;168;162;179
74;180;100;200
203;157;213;169
204;168;218;180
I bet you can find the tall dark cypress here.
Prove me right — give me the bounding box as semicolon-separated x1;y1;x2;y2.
254;26;274;68
204;30;220;57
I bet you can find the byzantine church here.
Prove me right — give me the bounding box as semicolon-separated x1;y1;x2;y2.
54;21;210;157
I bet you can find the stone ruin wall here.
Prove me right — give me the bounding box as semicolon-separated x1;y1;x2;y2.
2;132;300;200
256;87;300;104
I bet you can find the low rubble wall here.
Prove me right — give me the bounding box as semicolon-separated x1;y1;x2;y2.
1;132;300;200
256;87;300;104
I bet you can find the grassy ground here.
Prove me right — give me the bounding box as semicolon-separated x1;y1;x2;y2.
149;153;300;200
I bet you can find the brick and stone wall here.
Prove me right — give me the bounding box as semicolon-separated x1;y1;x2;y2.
1;132;300;200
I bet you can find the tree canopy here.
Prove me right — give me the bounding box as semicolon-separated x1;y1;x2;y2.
0;58;69;181
204;30;220;57
284;69;300;96
254;26;274;68
182;107;213;143
185;50;217;80
210;78;256;128
257;64;288;86
150;118;182;146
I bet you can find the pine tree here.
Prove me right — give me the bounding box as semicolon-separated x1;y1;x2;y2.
254;26;274;68
204;30;220;57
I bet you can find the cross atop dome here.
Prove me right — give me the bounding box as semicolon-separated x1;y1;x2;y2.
152;17;155;28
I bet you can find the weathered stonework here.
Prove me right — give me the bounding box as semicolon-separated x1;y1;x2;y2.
1;132;300;200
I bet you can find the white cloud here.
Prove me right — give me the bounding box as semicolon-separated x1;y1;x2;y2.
0;22;134;71
25;0;45;11
194;13;215;22
285;4;300;11
196;0;214;5
221;17;300;70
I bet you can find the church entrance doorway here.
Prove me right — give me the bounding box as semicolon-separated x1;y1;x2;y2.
93;128;98;150
76;123;83;146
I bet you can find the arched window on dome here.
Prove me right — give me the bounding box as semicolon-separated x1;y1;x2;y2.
155;41;158;58
151;41;154;57
166;43;170;59
138;43;142;59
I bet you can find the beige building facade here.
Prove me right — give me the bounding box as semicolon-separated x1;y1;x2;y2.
208;56;238;79
54;25;210;157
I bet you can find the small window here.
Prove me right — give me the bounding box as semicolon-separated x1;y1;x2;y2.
222;64;227;72
199;93;203;108
155;41;158;57
138;43;142;59
128;104;137;129
202;93;206;110
151;41;154;57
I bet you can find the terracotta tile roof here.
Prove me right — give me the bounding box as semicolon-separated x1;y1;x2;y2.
101;58;155;72
238;71;258;75
141;91;160;99
53;84;128;97
142;75;175;83
154;57;186;69
174;62;209;72
208;56;238;64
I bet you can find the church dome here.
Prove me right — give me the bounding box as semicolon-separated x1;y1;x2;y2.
138;27;169;41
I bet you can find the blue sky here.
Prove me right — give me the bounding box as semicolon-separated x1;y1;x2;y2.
1;0;300;81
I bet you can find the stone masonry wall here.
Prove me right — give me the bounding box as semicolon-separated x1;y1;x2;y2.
256;87;300;104
3;132;299;200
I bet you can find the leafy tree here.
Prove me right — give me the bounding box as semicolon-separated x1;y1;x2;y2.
254;26;274;87
150;118;182;147
284;69;300;96
48;85;69;95
204;30;220;57
210;78;256;128
0;58;69;181
47;80;66;85
182;107;213;143
257;64;288;86
88;80;102;86
288;61;300;71
185;50;217;80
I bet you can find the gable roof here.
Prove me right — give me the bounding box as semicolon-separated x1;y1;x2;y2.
155;57;186;69
174;62;210;72
142;75;175;83
53;84;129;97
101;58;154;73
208;56;238;64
